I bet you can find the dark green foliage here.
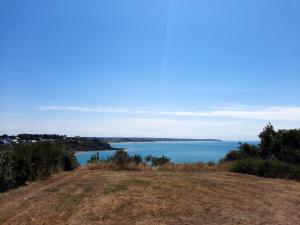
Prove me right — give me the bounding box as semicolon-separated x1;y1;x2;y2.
271;129;300;164
104;151;144;166
0;142;78;192
9;134;113;152
231;158;300;181
223;150;242;161
17;134;41;141
223;143;260;161
132;155;143;164
87;152;101;164
88;151;144;166
64;138;112;151
238;143;261;158
224;124;300;165
62;150;79;171
106;150;133;167
224;124;300;181
259;123;276;159
0;148;17;192
207;161;216;166
88;151;170;167
145;155;170;166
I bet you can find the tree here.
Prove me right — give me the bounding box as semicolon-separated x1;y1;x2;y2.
259;123;276;159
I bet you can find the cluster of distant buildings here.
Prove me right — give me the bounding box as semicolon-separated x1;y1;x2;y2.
0;134;66;146
0;136;21;145
0;136;42;145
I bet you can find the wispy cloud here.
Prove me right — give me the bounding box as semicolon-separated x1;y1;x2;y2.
39;106;138;113
39;105;300;121
160;106;300;121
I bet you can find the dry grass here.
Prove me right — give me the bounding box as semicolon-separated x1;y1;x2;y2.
85;161;233;172
156;161;234;172
85;162;151;171
1;169;300;225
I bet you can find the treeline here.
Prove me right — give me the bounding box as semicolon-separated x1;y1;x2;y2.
223;123;300;181
0;142;78;192
0;134;66;141
64;138;112;151
1;134;114;152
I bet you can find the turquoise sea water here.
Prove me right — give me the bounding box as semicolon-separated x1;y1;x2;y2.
76;141;257;165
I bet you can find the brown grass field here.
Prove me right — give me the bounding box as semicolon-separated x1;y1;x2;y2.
1;167;300;225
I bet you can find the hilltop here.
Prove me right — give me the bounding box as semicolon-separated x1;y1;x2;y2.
0;169;299;225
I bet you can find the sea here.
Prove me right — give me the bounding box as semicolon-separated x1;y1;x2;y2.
76;141;258;165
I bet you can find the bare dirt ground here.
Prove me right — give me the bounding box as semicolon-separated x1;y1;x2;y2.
0;169;300;225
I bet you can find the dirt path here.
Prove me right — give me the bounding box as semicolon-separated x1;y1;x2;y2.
1;169;300;225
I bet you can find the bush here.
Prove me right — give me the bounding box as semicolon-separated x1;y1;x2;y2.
223;150;242;161
62;150;79;171
0;149;17;192
106;150;132;167
86;151;147;170
103;150;144;167
271;129;300;164
87;152;101;164
0;142;78;192
145;155;170;166
132;155;143;164
223;143;260;162
231;158;300;181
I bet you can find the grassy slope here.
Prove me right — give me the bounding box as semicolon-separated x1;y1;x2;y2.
0;169;300;225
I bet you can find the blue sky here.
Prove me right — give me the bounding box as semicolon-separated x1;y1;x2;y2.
1;0;300;140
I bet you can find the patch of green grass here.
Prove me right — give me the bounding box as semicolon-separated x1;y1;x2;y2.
190;178;217;187
84;211;101;222
44;187;59;193
104;179;150;194
104;183;128;194
124;179;151;187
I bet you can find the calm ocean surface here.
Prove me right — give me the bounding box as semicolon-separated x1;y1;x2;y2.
76;141;258;165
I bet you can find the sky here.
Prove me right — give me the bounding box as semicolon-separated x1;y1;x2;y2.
1;0;300;140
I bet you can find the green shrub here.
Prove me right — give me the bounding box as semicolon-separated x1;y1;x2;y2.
223;143;261;162
0;142;78;192
106;150;132;167
0;149;17;192
223;150;242;161
132;155;143;164
231;158;300;181
62;150;79;171
87;152;101;164
271;129;300;164
97;151;169;167
145;155;170;166
104;150;144;167
207;161;216;166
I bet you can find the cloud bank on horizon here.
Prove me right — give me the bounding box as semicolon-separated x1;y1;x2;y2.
1;105;300;140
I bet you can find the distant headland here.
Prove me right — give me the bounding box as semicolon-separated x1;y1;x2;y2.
0;134;222;152
95;137;222;143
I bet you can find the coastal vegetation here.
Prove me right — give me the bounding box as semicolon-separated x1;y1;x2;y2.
86;150;171;170
0;134;114;151
223;123;300;180
0;142;78;192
